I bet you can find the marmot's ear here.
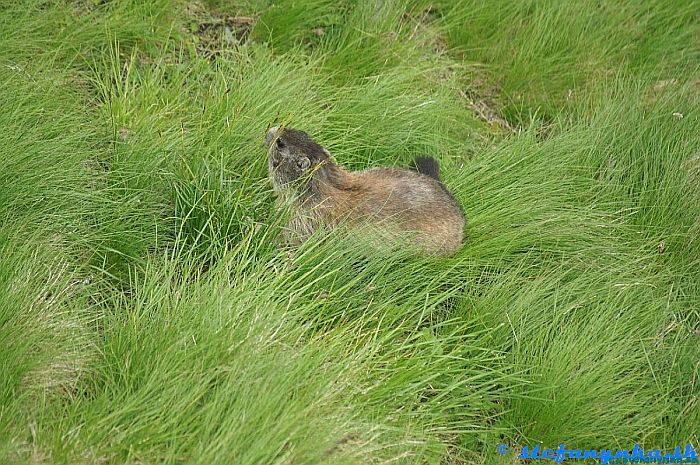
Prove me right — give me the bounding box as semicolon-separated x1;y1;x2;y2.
297;156;311;170
265;126;279;147
323;148;331;158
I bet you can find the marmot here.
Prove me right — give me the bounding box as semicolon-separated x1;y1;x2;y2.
266;127;465;257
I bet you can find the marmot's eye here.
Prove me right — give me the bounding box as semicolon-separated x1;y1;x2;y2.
276;138;286;149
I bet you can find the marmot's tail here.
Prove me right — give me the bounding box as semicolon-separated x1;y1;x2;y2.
411;156;442;183
410;156;458;198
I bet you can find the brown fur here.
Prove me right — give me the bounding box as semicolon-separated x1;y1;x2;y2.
266;127;465;257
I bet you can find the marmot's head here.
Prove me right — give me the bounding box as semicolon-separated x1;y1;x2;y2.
266;127;331;191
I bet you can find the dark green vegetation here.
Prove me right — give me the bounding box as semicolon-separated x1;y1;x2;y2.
1;0;698;463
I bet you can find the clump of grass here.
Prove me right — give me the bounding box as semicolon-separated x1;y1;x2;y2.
0;68;101;462
48;229;520;463
432;0;700;127
0;0;176;72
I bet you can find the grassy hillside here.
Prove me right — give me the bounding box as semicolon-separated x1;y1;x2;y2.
1;0;698;463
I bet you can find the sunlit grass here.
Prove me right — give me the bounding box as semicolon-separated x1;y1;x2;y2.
0;0;697;463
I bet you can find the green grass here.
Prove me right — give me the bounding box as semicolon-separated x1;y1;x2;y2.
1;0;698;463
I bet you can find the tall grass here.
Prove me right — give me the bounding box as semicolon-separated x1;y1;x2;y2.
434;0;700;125
1;0;698;463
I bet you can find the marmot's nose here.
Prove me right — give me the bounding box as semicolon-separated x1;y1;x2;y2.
269;149;283;168
265;126;279;147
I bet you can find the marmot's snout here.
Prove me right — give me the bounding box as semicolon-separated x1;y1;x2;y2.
266;126;282;168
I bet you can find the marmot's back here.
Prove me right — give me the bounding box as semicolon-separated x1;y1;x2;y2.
336;167;464;256
266;127;465;257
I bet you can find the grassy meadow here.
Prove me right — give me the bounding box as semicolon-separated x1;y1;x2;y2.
1;0;698;463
